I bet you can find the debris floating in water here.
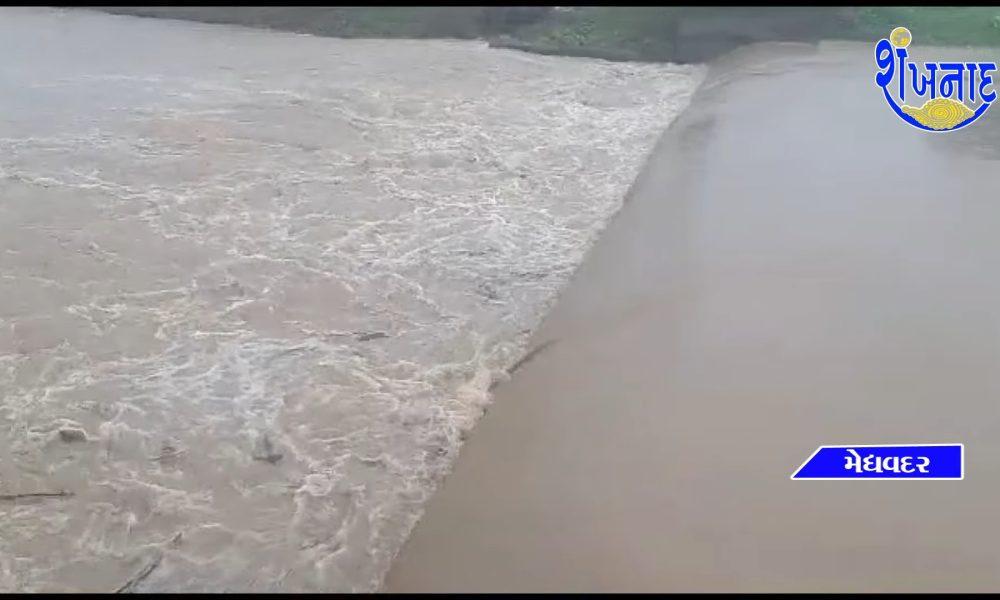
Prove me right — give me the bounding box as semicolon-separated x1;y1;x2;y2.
115;552;163;594
252;433;284;464
355;331;389;342
0;490;74;502
57;427;89;443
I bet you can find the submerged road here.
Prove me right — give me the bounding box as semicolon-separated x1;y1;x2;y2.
387;41;1000;592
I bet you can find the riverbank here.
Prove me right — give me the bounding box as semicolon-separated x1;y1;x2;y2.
91;7;1000;64
385;40;1000;592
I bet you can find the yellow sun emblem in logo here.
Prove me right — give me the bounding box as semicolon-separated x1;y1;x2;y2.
890;26;912;48
901;98;975;130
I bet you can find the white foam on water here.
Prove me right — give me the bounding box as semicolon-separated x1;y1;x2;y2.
0;7;704;592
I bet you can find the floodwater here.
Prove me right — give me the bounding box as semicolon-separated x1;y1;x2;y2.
387;41;1000;592
0;7;702;593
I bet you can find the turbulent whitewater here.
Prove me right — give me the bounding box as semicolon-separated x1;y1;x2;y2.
0;7;703;592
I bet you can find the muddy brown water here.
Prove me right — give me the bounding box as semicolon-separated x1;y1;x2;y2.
387;41;1000;592
0;7;702;592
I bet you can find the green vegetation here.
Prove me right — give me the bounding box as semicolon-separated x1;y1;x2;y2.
492;8;688;62
838;7;1000;47
596;7;1000;48
496;7;1000;62
94;7;543;40
95;7;1000;63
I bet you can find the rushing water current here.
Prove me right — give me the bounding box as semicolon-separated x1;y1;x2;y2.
0;7;703;592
